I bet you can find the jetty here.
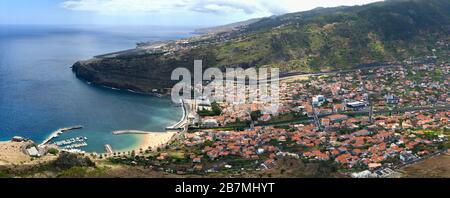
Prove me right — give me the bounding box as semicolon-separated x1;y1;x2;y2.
40;125;83;146
104;144;114;154
112;130;158;135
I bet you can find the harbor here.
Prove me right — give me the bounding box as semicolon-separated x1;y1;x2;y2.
102;99;191;154
39;125;83;146
54;136;88;150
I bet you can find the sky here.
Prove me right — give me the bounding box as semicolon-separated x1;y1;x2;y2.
0;0;383;27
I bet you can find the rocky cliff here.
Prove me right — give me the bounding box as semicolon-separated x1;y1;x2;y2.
72;0;450;92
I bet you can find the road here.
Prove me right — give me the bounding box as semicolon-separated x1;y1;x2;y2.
318;105;450;118
166;99;190;131
311;100;321;129
256;63;402;83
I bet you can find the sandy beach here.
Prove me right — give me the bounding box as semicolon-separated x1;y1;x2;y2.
139;132;177;151
117;99;188;153
118;131;178;153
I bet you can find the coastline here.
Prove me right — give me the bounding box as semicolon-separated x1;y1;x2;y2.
1;97;184;156
95;82;167;97
115;131;177;154
134;132;177;152
115;100;187;154
2;25;192;159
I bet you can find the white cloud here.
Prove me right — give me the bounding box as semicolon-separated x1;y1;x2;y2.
61;0;187;14
188;0;286;15
61;0;383;16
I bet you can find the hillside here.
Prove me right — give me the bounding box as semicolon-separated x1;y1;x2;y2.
72;0;450;92
194;18;263;34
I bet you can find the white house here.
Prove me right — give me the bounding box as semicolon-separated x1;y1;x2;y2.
26;147;40;157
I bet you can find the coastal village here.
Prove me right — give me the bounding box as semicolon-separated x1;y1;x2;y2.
160;61;449;178
2;0;450;183
1;59;449;178
1;58;449;178
1;25;449;177
101;59;449;178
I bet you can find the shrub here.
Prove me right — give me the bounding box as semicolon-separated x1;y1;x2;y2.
53;152;95;170
47;148;59;155
0;171;11;178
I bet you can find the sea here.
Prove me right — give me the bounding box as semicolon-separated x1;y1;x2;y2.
0;25;191;152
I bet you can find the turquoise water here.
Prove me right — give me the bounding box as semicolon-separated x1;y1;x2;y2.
0;25;188;152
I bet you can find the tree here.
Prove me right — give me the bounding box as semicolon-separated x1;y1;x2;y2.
251;110;262;121
211;102;222;115
53;152;95;170
204;140;214;147
197;102;222;116
47;148;59;155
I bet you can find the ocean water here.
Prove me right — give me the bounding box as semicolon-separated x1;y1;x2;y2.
0;25;189;152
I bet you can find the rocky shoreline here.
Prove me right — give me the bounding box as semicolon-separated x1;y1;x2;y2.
72;60;175;95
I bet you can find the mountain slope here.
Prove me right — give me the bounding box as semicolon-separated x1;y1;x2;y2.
72;0;450;92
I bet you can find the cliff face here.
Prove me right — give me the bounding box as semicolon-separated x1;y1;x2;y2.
73;58;173;92
72;47;219;92
72;60;169;92
72;0;450;92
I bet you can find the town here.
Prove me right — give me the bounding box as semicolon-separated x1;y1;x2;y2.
106;60;449;178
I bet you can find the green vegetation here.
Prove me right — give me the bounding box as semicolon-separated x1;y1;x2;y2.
197;102;222;116
211;0;449;71
53;152;96;170
47;148;59;155
0;171;11;178
227;158;258;169
224;118;251;130
257;113;309;126
73;0;450;91
250;110;262;121
168;151;186;160
57;167;108;178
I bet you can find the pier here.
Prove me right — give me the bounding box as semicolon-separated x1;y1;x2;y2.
40;125;83;146
104;144;114;154
55;136;88;149
112;130;160;135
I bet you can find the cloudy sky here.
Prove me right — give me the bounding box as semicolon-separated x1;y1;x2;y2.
0;0;383;26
